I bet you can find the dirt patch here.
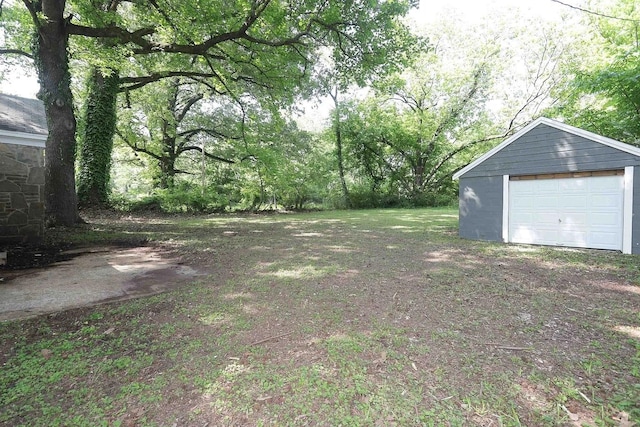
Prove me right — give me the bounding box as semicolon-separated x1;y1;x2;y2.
1;210;639;426
0;245;205;321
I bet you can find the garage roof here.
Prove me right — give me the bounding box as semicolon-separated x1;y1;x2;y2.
453;117;640;180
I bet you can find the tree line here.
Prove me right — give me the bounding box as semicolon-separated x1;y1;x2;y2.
1;0;638;222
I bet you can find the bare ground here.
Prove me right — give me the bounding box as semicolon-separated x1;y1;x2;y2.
0;245;205;321
1;209;638;426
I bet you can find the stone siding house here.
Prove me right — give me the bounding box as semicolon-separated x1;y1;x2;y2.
0;93;47;246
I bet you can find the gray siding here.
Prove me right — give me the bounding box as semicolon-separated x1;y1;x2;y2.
633;166;640;255
458;176;503;242
464;124;640;178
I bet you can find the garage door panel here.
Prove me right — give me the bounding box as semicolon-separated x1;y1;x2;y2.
536;196;558;209
559;179;586;191
511;195;535;208
561;213;588;227
589;232;620;248
590;176;623;191
537;212;560;225
589;212;620;227
537;180;558;192
509;175;623;250
512;226;558;245
590;194;622;208
559;230;587;246
510;226;536;243
510;209;535;222
537;228;563;245
561;194;588;209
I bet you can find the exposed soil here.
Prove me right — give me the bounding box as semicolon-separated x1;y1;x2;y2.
1;210;639;426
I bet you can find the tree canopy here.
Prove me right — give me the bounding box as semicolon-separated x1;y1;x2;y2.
2;0;640;215
547;0;640;144
0;0;418;224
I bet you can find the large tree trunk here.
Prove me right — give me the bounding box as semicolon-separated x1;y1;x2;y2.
330;90;351;208
158;158;176;189
77;68;119;207
35;0;79;226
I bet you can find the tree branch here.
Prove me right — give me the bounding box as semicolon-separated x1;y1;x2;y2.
67;0;313;57
179;127;241;141
20;0;39;25
116;129;162;161
67;23;155;46
551;0;639;22
179;145;236;164
176;93;204;123
118;71;225;91
0;48;33;59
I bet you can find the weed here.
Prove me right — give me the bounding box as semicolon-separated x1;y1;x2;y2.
2;208;640;425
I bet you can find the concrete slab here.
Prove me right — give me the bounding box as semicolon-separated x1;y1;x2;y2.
0;246;205;321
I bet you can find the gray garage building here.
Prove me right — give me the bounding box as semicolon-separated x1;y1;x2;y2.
453;117;640;254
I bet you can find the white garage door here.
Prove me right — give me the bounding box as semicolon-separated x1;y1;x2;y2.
508;175;624;250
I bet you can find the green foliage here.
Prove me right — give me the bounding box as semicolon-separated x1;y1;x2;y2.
77;68;120;207
116;78;232;190
330;13;573;210
3;208;640;425
112;76;337;212
547;0;640;143
123;185;229;214
345;183;458;209
335;41;499;206
1;0;420;225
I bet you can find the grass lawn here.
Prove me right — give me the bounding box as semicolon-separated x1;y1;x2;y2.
1;207;639;426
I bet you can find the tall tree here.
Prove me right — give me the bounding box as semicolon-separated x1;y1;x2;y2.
77;68;119;207
0;0;418;225
116;78;239;189
328;88;352;208
338;13;573;206
314;15;423;208
75;0;121;207
547;0;640;143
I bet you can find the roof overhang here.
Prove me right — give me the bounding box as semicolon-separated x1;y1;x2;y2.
452;117;640;180
0;129;46;148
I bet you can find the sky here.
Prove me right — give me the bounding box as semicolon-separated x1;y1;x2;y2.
411;0;574;24
0;0;581;99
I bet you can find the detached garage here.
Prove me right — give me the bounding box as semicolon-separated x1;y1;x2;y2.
453;117;640;254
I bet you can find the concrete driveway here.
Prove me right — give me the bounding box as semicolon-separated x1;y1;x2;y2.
0;246;204;321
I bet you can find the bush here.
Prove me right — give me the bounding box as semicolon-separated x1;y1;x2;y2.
326;185;457;210
112;185;230;214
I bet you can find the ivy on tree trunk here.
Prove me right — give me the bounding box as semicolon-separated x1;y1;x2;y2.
77;68;119;207
6;0;418;223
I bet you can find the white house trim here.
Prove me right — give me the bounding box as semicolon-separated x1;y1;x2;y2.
623;166;634;254
453;117;640;180
502;175;509;242
0;129;46;148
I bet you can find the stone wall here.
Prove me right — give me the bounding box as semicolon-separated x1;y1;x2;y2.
0;142;45;246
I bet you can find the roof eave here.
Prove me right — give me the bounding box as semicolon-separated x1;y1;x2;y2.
0;129;47;148
452;118;546;180
452;117;640;180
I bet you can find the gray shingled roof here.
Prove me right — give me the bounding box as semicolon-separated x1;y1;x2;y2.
0;93;47;135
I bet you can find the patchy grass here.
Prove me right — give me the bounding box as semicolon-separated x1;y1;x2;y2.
1;207;639;426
